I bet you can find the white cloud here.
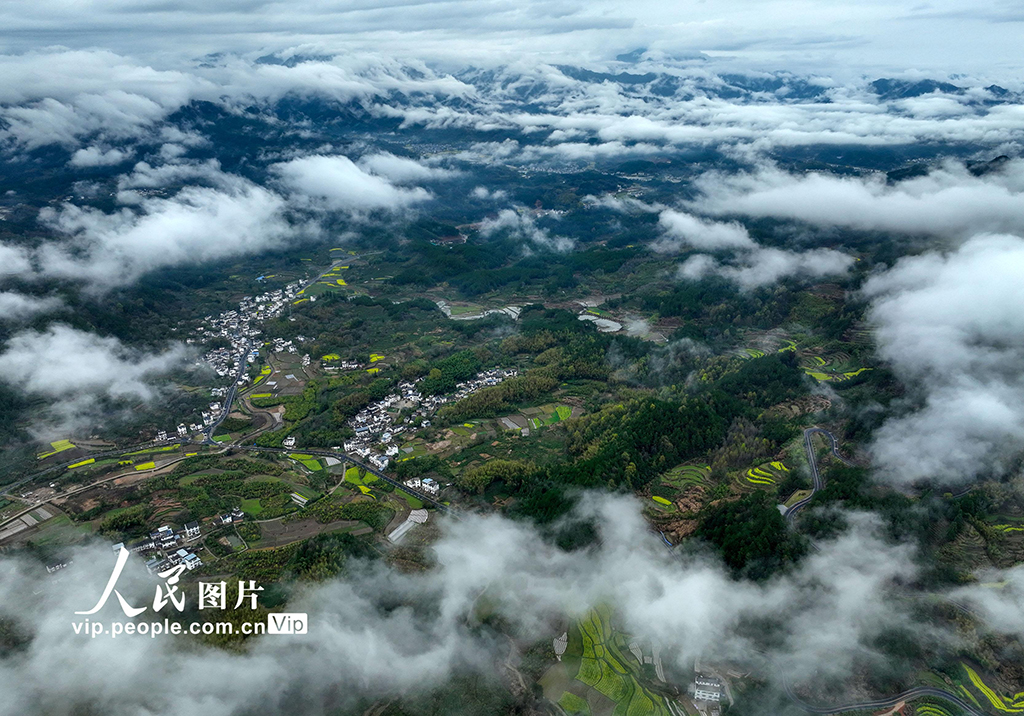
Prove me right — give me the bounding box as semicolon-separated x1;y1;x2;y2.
0;50;206;149
583;194;661;213
357;152;455;184
656;208;853;288
470;186;507;201
655;209;756;251
862;233;1024;485
271;154;432;212
0;325;187;433
115;159;228;192
0;243;33;277
0;292;61;320
68;146;133;167
454;140;521;165
951;564;1024;640
479;208;575;252
38;178;295;289
677;253;720;281
692;159;1024;241
677;246;854;288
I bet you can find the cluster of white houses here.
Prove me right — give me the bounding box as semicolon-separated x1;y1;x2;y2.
111;522;203;574
189;282;304;372
401;476;440;496
112;508;247;576
152;279;307;441
341;368;518;470
322;358;363;371
191;283;304;383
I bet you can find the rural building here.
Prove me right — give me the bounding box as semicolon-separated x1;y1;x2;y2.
694;676;723;702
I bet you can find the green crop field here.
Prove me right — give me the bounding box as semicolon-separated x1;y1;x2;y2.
557;691;592;715
240;498;264;516
567;607;671;716
289;453;322;471
402;493;424;509
662;464;709;487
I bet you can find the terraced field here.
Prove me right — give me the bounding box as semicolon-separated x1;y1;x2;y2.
800;353;872;383
558;691;592;715
741;339;797;358
662;464;709;487
963;664;1024;713
545;606;672;716
741;461;789;487
913;699;958;716
649;465;709;511
992;522;1024;533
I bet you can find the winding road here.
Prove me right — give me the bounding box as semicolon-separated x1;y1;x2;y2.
781;429;988;715
784;679;985;716
203;256;355;445
785;427;852;522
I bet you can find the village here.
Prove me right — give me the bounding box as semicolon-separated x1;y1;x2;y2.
108;506;242;576
153;280;310;439
342;367;519;478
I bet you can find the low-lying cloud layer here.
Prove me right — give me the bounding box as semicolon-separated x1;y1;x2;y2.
863;233;1024;485
2;0;1024;79
0;243;33;277
0;497;925;715
952;563;1024;641
0;292;62;321
654;209;854;288
656;210;755;251
271;154;433;213
479;209;574;252
693;159;1024;242
0;325;188;435
357;152;456;184
38;181;294;290
2;47;1023;168
0;150;445;294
